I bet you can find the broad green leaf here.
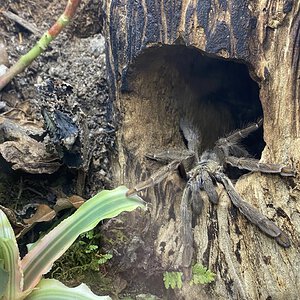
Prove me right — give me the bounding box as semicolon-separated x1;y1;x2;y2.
21;186;145;291
0;209;23;299
25;278;111;300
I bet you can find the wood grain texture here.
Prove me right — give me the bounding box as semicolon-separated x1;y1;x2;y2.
103;0;300;299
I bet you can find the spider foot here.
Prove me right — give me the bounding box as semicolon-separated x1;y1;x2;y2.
275;231;291;248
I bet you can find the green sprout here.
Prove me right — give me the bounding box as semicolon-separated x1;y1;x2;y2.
190;263;216;285
163;263;216;290
163;271;183;289
0;0;82;91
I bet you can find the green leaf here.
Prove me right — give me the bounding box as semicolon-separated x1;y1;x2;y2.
21;186;145;291
0;209;24;299
0;264;9;298
25;278;111;300
85;245;98;253
97;253;113;265
163;271;183;289
83;230;95;240
0;208;18;240
190;263;216;285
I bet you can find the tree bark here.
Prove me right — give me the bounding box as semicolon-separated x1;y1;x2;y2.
103;1;300;299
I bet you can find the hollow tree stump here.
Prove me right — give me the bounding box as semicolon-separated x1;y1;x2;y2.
103;1;300;299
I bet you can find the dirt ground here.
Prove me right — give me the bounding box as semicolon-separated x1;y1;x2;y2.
0;0;114;193
0;0;136;298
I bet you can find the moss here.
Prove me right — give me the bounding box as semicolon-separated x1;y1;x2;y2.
48;229;114;292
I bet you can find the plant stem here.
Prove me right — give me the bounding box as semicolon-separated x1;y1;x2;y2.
0;0;81;91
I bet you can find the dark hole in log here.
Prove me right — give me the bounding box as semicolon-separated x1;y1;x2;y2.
121;45;264;162
118;48;265;285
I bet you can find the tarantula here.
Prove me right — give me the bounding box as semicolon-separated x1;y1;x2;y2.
127;118;294;269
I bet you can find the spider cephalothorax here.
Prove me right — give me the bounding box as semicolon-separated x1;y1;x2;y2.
127;118;294;271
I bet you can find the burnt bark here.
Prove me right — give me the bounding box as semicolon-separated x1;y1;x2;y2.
103;1;300;299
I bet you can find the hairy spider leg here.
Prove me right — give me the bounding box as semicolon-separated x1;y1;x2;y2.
218;118;263;145
214;119;263;159
225;156;295;177
145;149;194;163
179;168;219;276
127;149;195;196
179;183;195;280
200;170;219;204
216;172;290;248
188;159;221;204
126;160;182;196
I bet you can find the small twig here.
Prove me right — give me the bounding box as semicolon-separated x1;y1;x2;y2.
17;176;24;200
0;0;81;91
1;10;42;36
23;187;45;198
